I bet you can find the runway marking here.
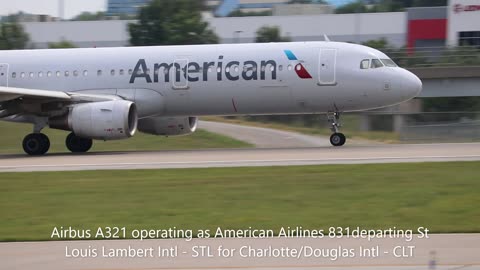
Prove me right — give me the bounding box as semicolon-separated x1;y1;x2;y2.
1;155;480;170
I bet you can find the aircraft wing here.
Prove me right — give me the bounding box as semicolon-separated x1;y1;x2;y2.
0;86;121;102
0;86;71;102
0;86;122;118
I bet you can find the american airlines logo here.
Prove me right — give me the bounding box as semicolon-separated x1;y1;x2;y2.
454;4;480;13
129;50;313;84
284;50;312;79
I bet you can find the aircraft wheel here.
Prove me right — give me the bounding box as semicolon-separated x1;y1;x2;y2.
66;132;93;153
330;133;346;147
23;133;50;156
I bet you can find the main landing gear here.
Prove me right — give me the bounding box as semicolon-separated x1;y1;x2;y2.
328;112;346;147
65;132;93;153
23;132;93;155
22;133;50;156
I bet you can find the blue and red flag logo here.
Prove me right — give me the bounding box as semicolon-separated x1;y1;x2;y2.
284;50;312;79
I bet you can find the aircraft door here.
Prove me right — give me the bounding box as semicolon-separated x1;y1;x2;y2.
168;56;191;115
318;49;337;86
0;63;9;86
172;58;189;90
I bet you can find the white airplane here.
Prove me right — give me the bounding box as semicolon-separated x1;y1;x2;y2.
0;41;422;155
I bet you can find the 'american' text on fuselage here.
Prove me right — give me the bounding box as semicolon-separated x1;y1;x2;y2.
129;56;278;84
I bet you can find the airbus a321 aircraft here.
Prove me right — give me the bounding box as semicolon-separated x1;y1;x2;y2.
0;41;422;155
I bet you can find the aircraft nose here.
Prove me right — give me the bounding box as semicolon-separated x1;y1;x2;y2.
403;69;422;98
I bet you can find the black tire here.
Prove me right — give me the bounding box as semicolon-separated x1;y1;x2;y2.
330;133;346;147
23;133;50;155
37;133;51;155
66;132;93;153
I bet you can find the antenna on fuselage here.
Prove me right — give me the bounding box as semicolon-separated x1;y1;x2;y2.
323;34;331;42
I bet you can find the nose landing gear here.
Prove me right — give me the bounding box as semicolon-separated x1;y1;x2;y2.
328;112;346;147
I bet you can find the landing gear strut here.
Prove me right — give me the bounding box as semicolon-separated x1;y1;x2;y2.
66;132;93;153
22;133;50;156
328;112;346;147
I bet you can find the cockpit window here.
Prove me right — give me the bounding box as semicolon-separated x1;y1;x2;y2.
381;59;397;67
370;59;383;69
360;59;370;69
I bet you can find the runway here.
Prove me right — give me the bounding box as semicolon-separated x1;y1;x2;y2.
0;142;479;172
1;234;479;270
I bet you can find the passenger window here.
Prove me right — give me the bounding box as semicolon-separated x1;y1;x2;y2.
65;71;69;77
83;70;88;76
120;69;124;75
38;72;43;77
47;71;52;77
21;72;25;78
360;59;370;69
128;69;133;75
371;59;383;69
29;72;34;78
97;70;102;76
73;70;79;77
287;65;293;71
279;65;283;71
56;71;61;77
12;72;16;78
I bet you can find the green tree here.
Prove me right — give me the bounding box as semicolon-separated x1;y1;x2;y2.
255;26;291;43
228;10;272;17
336;0;447;14
0;22;29;50
129;0;218;46
72;11;106;21
362;38;389;50
48;40;76;49
335;1;369;14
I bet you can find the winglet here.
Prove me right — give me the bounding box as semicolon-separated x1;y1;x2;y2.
323;34;330;42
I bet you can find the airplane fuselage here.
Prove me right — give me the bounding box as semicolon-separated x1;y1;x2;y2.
0;41;422;119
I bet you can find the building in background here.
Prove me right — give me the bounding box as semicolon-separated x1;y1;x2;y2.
272;4;334;16
19;1;479;50
447;0;480;47
1;12;57;23
215;0;356;16
107;0;151;16
406;6;447;55
21;11;405;48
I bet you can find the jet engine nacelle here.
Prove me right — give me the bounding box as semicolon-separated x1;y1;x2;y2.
50;100;138;140
138;116;198;136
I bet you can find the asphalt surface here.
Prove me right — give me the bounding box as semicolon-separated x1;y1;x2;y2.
1;234;479;270
199;121;334;148
0;142;479;172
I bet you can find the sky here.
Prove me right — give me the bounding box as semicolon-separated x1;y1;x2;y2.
0;0;106;19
